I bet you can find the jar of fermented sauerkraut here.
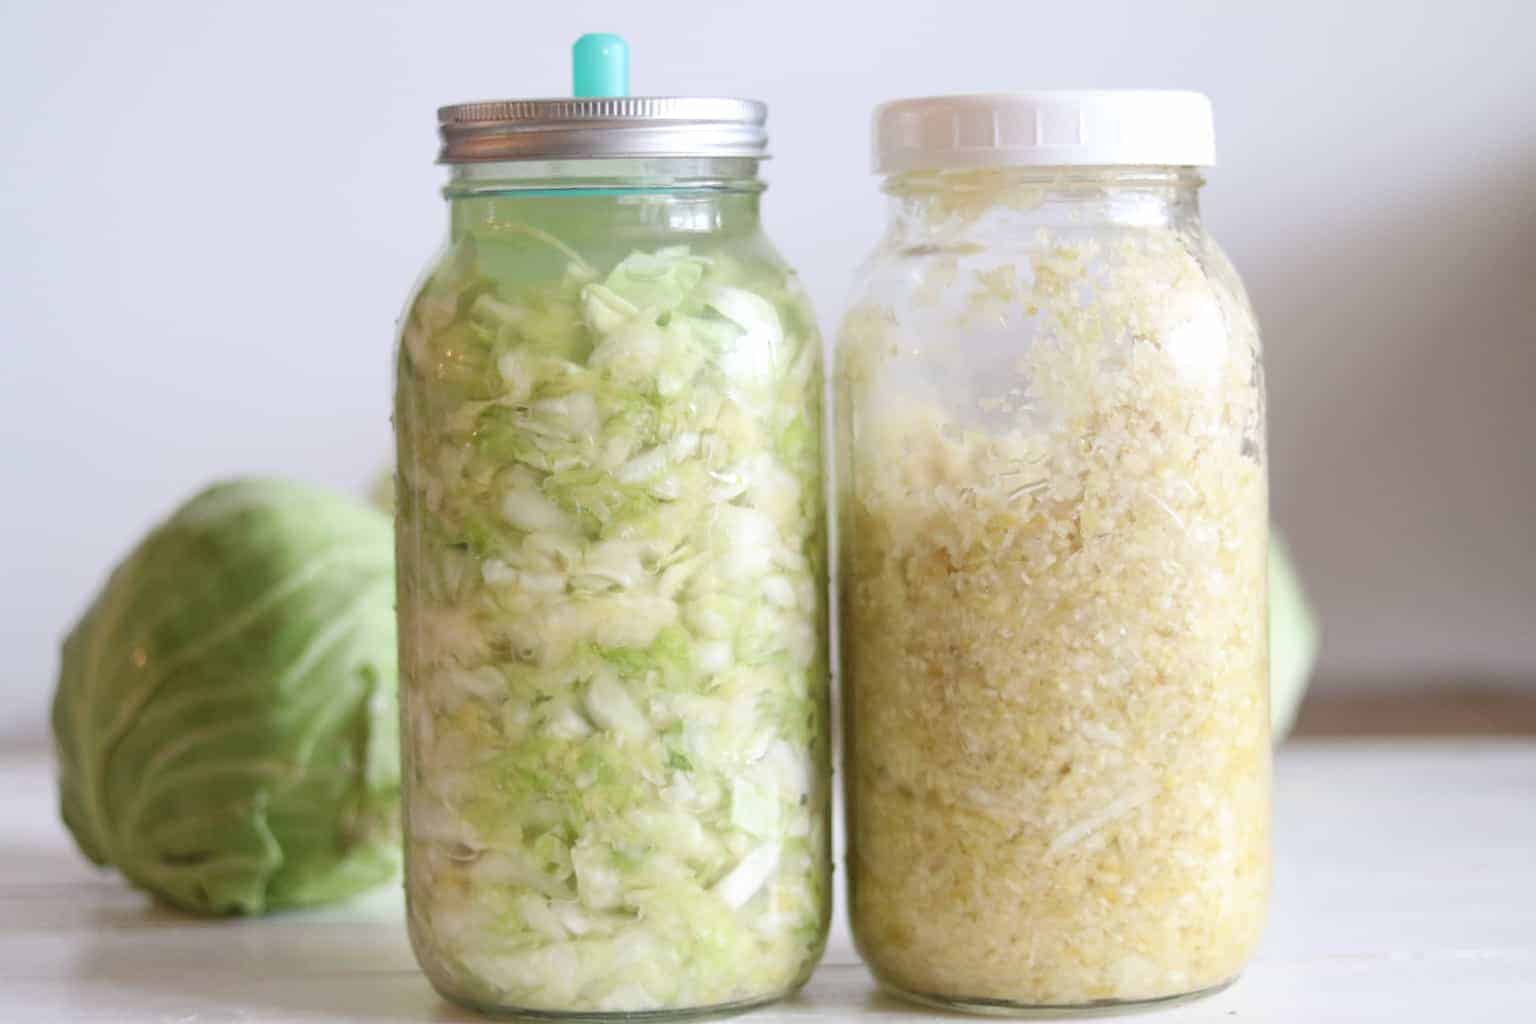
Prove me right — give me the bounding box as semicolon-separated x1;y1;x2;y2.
394;36;830;1018
836;92;1270;1013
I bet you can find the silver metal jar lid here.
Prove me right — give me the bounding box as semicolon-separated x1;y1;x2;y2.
436;97;769;163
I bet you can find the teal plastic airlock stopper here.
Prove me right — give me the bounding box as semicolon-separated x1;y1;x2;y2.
572;33;630;98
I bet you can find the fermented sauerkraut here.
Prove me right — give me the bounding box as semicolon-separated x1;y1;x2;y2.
395;238;830;1013
839;220;1270;1007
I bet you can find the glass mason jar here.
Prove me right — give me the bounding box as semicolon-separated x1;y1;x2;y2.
394;99;831;1018
836;93;1270;1013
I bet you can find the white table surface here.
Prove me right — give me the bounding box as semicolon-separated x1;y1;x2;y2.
3;738;1533;1022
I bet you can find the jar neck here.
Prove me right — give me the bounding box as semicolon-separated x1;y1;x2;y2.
444;157;764;242
882;166;1205;238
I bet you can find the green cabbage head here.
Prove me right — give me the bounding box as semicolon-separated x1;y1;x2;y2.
52;478;401;915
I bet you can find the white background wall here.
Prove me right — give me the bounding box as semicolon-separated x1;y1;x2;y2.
2;1;1532;737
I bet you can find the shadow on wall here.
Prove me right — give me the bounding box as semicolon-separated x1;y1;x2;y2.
1259;149;1536;690
1293;687;1536;737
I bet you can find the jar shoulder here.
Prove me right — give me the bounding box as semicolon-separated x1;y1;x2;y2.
400;226;817;327
1191;230;1263;351
848;220;1251;308
395;223;822;399
835;222;1261;373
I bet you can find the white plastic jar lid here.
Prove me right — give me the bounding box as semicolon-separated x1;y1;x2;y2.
872;91;1215;174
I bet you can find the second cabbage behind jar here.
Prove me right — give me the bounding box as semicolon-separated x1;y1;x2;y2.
394;83;830;1017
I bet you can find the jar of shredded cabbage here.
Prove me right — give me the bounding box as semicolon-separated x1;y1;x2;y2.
394;72;830;1017
836;92;1270;1014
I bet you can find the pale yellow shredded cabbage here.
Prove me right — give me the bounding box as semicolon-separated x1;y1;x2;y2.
839;218;1270;1007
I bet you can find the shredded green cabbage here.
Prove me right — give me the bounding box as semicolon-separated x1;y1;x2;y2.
395;240;830;1013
